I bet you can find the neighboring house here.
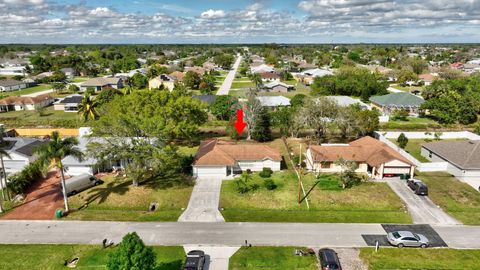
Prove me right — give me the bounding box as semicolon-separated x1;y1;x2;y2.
0;79;27;92
421;140;480;185
192;139;282;179
202;61;216;71
1;138;47;175
326;96;370;110
31;71;54;81
80;77;123;91
193;95;217;106
114;68;147;78
294;68;333;85
262;81;295;93
53;94;84;112
369;92;424;116
257;96;291;108
0;58;29;76
60;68;77;79
185;66;207;76
0;94;54;112
251;64;275;74
418;73;436;86
306;136;415;179
148;74;176;91
259;72;280;82
169;71;185;82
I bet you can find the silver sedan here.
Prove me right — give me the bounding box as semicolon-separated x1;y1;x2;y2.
387;231;430;248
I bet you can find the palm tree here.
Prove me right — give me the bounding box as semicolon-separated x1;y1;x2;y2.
249;73;263;90
34;131;83;212
0;148;11;202
77;93;99;122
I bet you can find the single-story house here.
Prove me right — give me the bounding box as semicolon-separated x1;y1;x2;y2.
31;71;54;81
60;68;77;79
418;73;436;86
80;77;123;92
0;94;54;112
169;71;185;82
293;68;333;85
0;79;27;92
257;96;291;108
1;138;48;176
259;72;280;82
192;139;282;179
369;92;424;116
421;140;480;186
148;74;176;91
306;136;415;179
185;66;207;76
53;94;84;112
251;64;275;74
262;81;295;93
326;96;370;110
192;95;217;106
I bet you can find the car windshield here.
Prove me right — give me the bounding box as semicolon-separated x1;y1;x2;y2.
392;232;401;238
412;233;420;240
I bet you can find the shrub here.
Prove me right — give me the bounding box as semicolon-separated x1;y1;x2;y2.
7;160;46;195
397;133;408;149
259;167;273;178
264;179;277;190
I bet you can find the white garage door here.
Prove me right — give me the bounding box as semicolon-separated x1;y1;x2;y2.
384;167;410;174
194;166;227;179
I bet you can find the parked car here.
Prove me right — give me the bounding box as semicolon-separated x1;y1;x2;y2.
387;231;429;248
65;174;102;196
183;250;206;270
318;248;342;270
407;179;422;190
414;182;428;195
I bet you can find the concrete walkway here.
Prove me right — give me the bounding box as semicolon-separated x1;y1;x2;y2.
184;245;240;270
0;221;478;248
216;55;242;95
178;178;225;222
387;179;461;225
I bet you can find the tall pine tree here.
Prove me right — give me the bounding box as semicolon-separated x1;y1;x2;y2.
251;107;272;142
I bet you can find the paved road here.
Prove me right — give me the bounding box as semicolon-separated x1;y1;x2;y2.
216;55;242;95
0;221;478;248
21;88;54;97
387;179;461;225
178;178;225;222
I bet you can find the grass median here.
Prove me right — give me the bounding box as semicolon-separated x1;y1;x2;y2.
220;171;412;223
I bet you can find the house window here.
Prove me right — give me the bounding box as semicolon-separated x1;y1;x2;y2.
428;151;432;158
321;162;332;169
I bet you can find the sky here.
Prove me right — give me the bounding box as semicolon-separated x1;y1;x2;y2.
1;0;480;44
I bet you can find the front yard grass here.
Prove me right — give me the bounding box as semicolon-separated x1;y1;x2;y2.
416;172;480;225
0;244;185;270
67;175;193;222
0;106;83;128
220;171;412;223
229;246;318;270
359;248;480;270
389;138;431;162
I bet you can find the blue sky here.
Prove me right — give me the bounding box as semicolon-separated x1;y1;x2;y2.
1;0;480;43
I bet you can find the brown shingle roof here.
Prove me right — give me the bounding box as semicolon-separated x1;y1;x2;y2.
422;140;480;170
169;71;185;81
309;136;414;167
193;139;282;166
0;94;53;106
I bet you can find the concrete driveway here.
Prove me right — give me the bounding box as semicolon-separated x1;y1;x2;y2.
387;179;460;225
178;178;225;222
216;55;242;95
183;245;240;270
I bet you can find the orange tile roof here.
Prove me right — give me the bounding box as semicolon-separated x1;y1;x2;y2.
0;94;53;106
193;139;282;166
309;136;414;167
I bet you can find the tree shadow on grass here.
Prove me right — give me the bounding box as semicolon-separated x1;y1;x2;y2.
79;180;130;207
155;260;183;270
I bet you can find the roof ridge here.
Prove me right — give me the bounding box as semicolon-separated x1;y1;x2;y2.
463;140;480;168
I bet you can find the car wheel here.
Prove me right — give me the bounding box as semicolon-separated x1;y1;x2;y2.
398;243;404;248
421;244;427;248
94;182;100;186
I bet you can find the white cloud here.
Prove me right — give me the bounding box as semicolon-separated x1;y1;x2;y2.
200;9;226;19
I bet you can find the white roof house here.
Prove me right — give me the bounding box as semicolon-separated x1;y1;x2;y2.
256;96;291;107
251;64;275;74
326;96;370;110
300;68;334;77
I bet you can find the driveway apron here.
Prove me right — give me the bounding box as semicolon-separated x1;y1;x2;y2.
178;178;225;222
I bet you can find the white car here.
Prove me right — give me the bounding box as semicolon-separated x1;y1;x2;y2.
387;231;429;248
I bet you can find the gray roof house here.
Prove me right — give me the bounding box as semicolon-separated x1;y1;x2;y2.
81;77;123;91
53;94;84;112
370;92;424;115
1;138;47;175
257;96;291;107
0;79;27;92
326;96;370;110
421;140;480;188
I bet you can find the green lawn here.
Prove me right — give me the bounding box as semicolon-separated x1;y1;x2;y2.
416;172;480;225
0;244;185;270
67;175;193;221
230;247;318;270
360;248;480;270
389;138;431;162
231;81;256;89
220;171;412;223
0;106;83;128
1;84;52;97
389;84;425;92
71;77;90;83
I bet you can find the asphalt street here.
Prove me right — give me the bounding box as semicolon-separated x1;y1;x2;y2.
0;221;478;249
216;55;242;95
